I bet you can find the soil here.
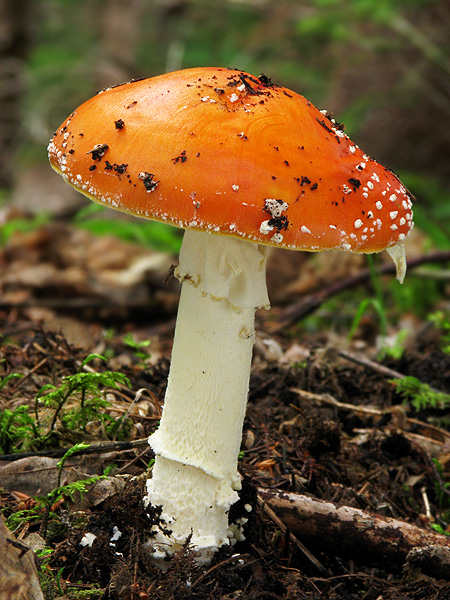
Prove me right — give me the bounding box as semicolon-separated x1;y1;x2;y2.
1;228;450;599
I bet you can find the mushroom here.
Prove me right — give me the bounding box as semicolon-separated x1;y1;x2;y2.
48;67;414;562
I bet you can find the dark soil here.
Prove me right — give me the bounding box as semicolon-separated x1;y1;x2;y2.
1;287;450;599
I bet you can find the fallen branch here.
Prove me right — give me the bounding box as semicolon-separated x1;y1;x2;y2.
258;488;450;579
271;250;450;331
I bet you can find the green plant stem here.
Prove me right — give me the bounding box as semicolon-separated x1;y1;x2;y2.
367;254;387;338
48;387;72;434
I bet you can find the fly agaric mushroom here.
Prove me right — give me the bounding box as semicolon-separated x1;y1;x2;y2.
48;67;413;562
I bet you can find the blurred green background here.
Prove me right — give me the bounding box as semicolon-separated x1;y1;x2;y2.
1;0;449;270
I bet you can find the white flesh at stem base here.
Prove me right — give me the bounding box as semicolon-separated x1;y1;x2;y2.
144;228;270;563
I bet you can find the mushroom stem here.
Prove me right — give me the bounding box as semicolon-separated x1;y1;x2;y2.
145;229;269;562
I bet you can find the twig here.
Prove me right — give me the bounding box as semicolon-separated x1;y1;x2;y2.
190;554;252;591
421;486;432;519
11;358;48;391
336;349;405;380
0;438;150;462
113;388;156;440
291;387;450;443
257;497;330;579
115;446;152;474
292;388;383;417
338;348;450;405
411;267;450;280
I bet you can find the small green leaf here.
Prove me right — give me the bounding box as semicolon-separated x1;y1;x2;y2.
80;354;107;369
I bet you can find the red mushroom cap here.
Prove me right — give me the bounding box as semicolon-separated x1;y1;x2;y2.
48;67;413;253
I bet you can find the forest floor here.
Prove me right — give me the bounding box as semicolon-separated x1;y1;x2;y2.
1;218;450;600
